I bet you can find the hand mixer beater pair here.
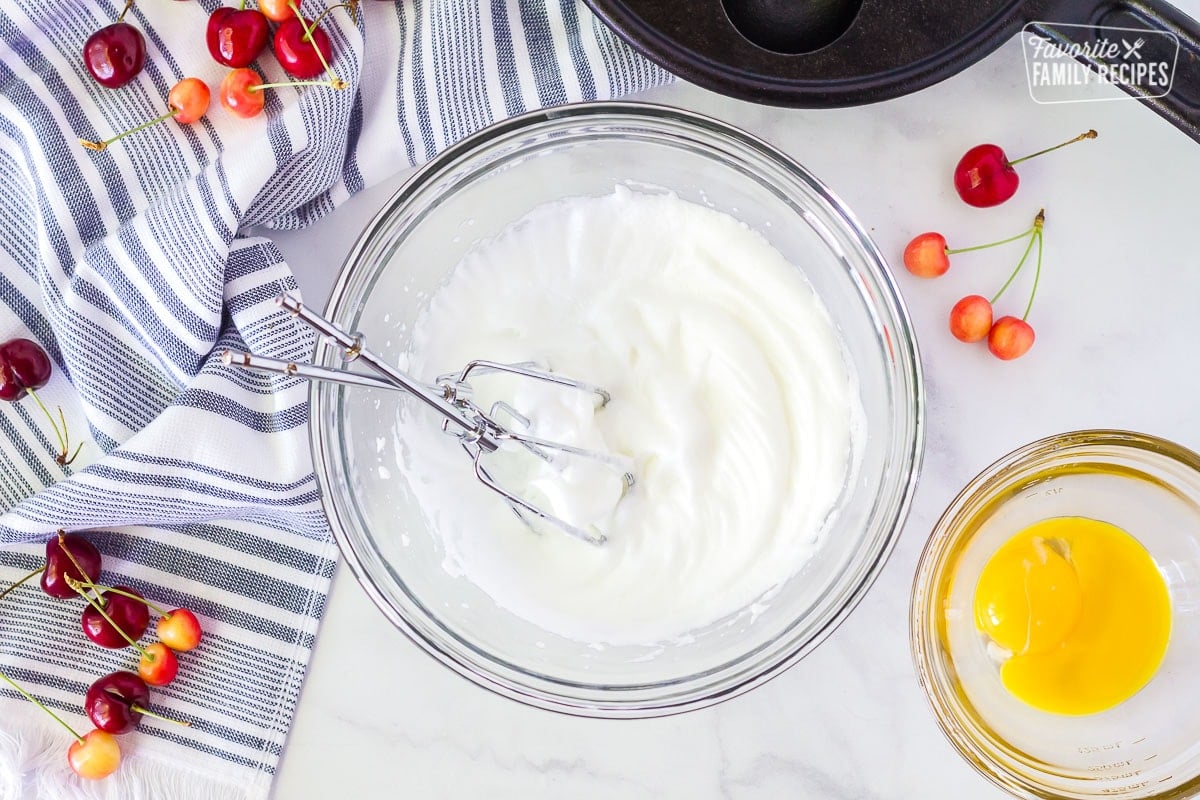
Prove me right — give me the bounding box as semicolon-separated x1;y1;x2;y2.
223;294;635;545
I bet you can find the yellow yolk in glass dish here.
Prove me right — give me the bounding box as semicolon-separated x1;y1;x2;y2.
972;517;1171;715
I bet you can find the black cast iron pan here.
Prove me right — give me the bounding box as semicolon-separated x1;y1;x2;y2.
584;0;1200;142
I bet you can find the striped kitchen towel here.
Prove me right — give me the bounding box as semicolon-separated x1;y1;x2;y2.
0;1;670;798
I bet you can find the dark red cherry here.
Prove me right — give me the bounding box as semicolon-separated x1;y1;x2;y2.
41;534;102;599
85;671;149;735
206;7;270;68
82;587;150;648
0;337;51;402
83;22;146;89
1;338;52;390
273;17;332;79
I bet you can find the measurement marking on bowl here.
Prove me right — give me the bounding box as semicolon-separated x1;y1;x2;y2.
1099;770;1141;781
1159;775;1174;783
1132;737;1147;744
1100;781;1149;795
1079;741;1124;754
1144;754;1158;762
1088;760;1132;771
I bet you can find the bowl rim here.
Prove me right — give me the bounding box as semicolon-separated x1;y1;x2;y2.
310;100;926;718
909;428;1200;799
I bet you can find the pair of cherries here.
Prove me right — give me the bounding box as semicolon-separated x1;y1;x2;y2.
208;1;335;80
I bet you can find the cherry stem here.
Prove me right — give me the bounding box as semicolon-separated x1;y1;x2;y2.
81;109;179;152
89;584;168;617
67;578;148;657
58;409;83;466
117;0;133;23
989;230;1038;306
251;79;344;92
945;228;1034;256
0;566;45;604
1007;129;1098;167
130;704;191;727
304;3;350;31
56;532;99;595
0;670;84;743
27;389;65;453
1023;230;1044;321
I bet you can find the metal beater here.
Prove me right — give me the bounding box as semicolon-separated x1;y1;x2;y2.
222;294;634;545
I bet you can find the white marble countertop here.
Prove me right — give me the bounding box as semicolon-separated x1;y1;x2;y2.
267;20;1200;799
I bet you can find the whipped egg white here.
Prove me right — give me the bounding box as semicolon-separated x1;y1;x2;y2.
393;188;864;645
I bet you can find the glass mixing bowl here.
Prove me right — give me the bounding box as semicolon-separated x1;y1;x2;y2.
911;430;1200;798
309;102;923;716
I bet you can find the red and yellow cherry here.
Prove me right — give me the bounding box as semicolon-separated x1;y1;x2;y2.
138;643;179;687
81;587;150;648
68;730;121;780
988;316;1036;360
207;7;270;68
954;130;1097;208
219;68;266;118
902;210;1045;281
167;78;211;124
157;608;203;652
81;78;211;152
42;533;102;599
0;338;51;401
85;672;149;735
258;0;294;23
949;295;993;343
274;16;333;79
83;0;145;89
902;232;949;278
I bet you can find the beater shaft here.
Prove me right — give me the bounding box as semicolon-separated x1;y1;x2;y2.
275;294;495;448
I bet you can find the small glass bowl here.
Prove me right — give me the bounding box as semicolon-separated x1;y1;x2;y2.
310;102;923;717
911;430;1200;799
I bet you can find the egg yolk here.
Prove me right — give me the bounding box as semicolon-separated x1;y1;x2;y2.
972;517;1171;715
974;535;1082;656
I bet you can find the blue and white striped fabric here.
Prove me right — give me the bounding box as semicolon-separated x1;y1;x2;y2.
0;2;669;796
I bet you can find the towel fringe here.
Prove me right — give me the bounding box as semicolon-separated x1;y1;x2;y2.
0;706;250;800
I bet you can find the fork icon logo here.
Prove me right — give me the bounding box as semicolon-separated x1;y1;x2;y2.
1121;37;1146;59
